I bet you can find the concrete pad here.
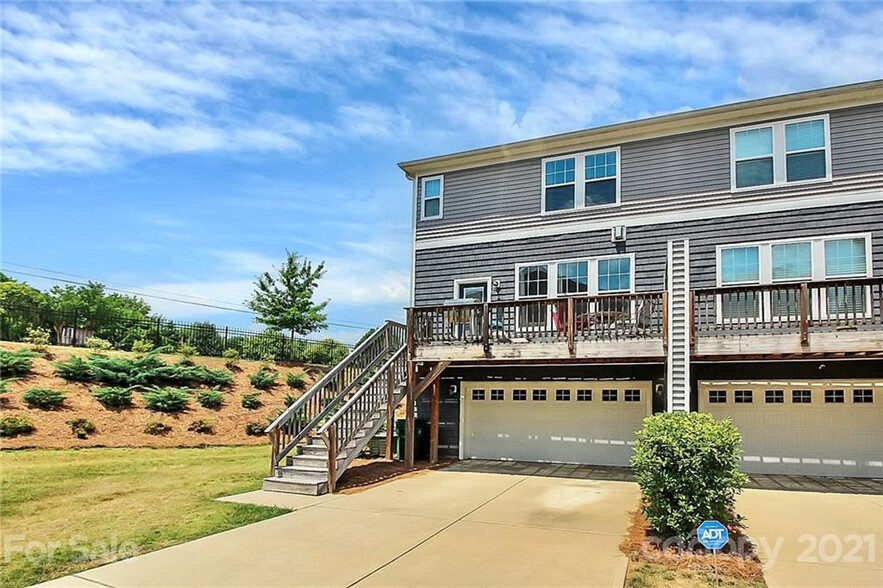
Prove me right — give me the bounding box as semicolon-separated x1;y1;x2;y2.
216;489;337;510
739;489;883;587
465;476;639;535
326;469;528;520
78;507;448;587
356;520;628;587
32;576;106;588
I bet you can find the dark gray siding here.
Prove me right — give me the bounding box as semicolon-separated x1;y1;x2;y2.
415;103;883;233
414;201;883;306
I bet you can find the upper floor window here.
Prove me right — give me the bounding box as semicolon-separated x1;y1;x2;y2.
421;176;444;220
731;115;830;190
542;148;620;213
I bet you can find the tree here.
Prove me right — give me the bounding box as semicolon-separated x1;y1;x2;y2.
246;251;328;337
0;277;50;340
46;282;152;344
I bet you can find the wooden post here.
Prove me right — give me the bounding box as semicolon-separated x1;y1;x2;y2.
800;282;810;347
567;296;575;356
481;302;490;357
405;361;416;469
269;430;278;476
327;426;337;493
661;291;669;351
385;359;395;459
688;290;696;352
429;376;440;464
406;308;416;359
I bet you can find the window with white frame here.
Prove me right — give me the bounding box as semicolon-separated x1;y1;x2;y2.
421;176;443;220
598;257;631;292
557;261;588;295
731;115;830;190
542;148;620;212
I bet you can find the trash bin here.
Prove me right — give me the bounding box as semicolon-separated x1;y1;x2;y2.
394;418;430;461
395;419;406;460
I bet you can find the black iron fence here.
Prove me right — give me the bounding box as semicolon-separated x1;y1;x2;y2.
0;304;353;365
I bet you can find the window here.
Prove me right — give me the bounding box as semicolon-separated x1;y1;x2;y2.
824;389;844;404
421;176;443;220
472;389;485;401
532;389;547;401
556;389;571;401
734;389;753;403
542;148;620;213
519;264;549;298
602;389;617;402
577;389;592;401
720;246;760;320
624;389;641;402
730;115;829;190
825;238;867;278
853;389;873;404
557;261;588;295
490;389;504;401
513;389;527;401
598;257;631;292
765;389;784;404
772;242;812;281
792;389;812;404
709;390;727;404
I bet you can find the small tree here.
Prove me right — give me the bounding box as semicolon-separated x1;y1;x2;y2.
246;251;328;338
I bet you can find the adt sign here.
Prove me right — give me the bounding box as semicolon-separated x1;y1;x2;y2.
697;520;729;550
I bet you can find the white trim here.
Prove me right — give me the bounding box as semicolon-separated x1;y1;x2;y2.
514;253;636;300
458;383;465;460
729;114;832;192
413;186;883;250
541;147;621;215
452;277;493;302
420;175;444;221
409;176;418;306
666;239;690;412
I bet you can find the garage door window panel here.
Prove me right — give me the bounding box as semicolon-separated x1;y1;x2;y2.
602;389;618;402
490;389;504;401
734;390;753;403
792;389;812;403
577;389;592;401
824;389;844;404
532;389;547;401
472;389;485;401
765;390;784;404
555;389;570;401
709;390;727;404
513;389;527;401
853;389;873;403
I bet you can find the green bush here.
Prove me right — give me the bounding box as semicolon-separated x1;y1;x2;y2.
68;417;96;439
85;336;113;351
197;389;224;409
178;343;197;363
23;327;52;353
0;349;40;377
249;368;278;390
131;340;154;355
54;355;93;381
304;339;350;365
143;421;172;435
286;372;306;389
188;418;214;434
0;415;34;437
23;388;66;409
92;386;134;409
142;387;191;413
241;393;262;410
0;378;17;394
283;393;299;407
222;348;240;368
52;352;234;388
631;412;748;541
244;421;266;436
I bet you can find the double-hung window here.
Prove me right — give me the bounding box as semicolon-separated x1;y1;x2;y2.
542;148;620;212
518;264;549;329
731;115;830;190
719;246;761;320
420;176;443;220
825;237;868;315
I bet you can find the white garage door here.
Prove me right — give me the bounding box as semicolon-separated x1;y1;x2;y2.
461;381;652;466
699;380;883;478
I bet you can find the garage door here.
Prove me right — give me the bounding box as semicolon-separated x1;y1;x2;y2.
699;380;883;478
461;381;652;466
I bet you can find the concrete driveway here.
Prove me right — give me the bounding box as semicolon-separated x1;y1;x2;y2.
38;466;638;588
739;489;883;588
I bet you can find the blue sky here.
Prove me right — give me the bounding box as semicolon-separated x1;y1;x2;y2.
2;2;881;342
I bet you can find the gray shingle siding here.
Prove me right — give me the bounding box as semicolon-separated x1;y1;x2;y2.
414;201;883;306
415;103;883;233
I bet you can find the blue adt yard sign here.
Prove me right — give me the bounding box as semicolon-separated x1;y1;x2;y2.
697;520;729;550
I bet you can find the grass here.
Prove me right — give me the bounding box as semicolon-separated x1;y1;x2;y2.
0;446;289;588
626;561;767;588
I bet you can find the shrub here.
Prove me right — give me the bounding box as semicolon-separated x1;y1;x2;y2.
222;348;240;368
142;387;191;413
178;343;197;363
249;368;278;390
131;340;154;355
54;355;93;381
22;388;66;409
188;418;214;434
304;339;350;365
144;421;172;435
23;327;52;353
0;415;34;437
92;386;134;409
283;393;299;407
0;378;17;394
631;412;748;541
0;349;40;377
241;393;262;410
68;417;96;439
244;421;266;436
197;389;224;409
286;372;306;389
85;336;113;351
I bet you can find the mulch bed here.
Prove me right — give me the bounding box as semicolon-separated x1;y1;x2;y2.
336;457;454;493
620;504;765;582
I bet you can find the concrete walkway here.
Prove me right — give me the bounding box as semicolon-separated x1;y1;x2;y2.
38;468;638;587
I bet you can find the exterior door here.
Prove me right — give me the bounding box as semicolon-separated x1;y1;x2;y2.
458;282;488;303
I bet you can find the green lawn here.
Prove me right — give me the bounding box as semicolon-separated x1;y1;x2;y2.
0;446;289;588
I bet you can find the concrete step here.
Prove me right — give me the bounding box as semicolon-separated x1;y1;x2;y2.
278;465;328;481
288;453;347;469
263;476;327;496
297;444;329;457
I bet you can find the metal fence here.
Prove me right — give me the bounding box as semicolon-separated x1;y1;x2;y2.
0;304;354;365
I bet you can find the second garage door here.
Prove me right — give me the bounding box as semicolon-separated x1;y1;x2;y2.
461;380;652;466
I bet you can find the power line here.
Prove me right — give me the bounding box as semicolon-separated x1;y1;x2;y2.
1;268;376;331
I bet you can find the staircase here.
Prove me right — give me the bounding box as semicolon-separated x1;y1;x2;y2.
263;321;407;495
667;239;690;412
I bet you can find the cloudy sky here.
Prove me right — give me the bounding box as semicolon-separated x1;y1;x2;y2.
2;1;881;341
